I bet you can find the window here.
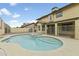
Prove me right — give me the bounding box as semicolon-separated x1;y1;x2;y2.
42;24;45;31
61;24;73;31
56;12;63;18
51;26;55;33
38;25;40;31
29;28;32;32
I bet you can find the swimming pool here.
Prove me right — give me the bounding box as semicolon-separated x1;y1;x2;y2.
2;34;63;51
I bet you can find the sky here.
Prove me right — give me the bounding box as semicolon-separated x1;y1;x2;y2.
0;3;69;28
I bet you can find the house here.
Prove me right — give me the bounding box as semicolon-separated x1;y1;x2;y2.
21;23;36;33
36;14;51;34
0;18;10;35
36;3;79;40
46;3;79;39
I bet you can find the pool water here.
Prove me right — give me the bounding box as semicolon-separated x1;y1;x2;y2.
3;34;63;51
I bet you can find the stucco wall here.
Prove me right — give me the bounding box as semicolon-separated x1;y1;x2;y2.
38;16;50;23
75;19;79;39
52;4;79;22
27;24;35;32
0;20;6;35
11;28;29;33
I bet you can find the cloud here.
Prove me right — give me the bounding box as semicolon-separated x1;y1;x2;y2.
10;20;37;28
9;3;17;6
0;8;21;19
26;20;37;23
10;20;18;22
0;8;12;16
0;11;2;15
24;8;29;11
12;13;21;18
9;20;22;27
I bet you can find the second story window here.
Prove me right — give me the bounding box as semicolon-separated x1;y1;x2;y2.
56;12;63;18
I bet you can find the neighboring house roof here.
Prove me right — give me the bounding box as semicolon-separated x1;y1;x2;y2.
36;13;50;20
21;23;35;28
25;23;35;26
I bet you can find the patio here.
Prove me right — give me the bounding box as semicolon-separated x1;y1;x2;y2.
0;34;79;56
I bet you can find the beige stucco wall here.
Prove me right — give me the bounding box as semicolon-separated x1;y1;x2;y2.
11;28;29;33
75;19;79;40
0;20;10;35
55;23;58;36
25;23;35;32
4;23;10;33
0;19;10;35
52;4;79;22
0;20;5;35
38;16;50;23
45;24;47;34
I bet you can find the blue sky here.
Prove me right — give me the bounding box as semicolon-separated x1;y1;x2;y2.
0;3;68;27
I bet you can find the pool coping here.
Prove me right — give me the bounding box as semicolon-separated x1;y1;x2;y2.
0;33;63;51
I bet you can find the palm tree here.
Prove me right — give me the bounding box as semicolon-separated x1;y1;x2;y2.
21;23;26;28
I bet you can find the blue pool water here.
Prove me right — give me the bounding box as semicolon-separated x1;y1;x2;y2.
3;34;63;51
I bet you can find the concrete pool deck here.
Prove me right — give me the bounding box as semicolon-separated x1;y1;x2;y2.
0;33;79;56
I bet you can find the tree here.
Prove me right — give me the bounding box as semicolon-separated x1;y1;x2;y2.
51;7;58;11
20;23;26;28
